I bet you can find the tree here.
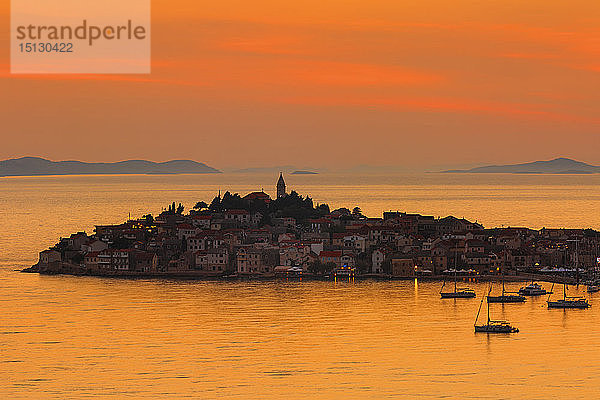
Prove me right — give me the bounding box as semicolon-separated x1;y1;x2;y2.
308;260;334;275
324;261;337;273
354;252;371;274
193;201;208;210
352;207;364;218
208;195;222;212
165;202;184;214
333;207;351;215
220;191;247;211
308;260;323;274
316;203;330;215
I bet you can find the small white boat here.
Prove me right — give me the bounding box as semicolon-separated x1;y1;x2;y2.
519;282;547;296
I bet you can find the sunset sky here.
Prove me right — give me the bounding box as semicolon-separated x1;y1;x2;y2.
1;1;599;169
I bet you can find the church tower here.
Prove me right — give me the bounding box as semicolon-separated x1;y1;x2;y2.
277;172;286;198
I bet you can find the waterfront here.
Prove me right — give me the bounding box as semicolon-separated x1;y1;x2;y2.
2;173;600;398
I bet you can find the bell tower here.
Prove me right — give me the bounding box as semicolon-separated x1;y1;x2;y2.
277;172;286;198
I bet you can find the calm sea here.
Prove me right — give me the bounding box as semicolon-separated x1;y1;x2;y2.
2;173;600;398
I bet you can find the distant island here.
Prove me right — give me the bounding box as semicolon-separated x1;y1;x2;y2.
0;157;220;177
228;166;322;174
441;158;600;174
229;166;298;174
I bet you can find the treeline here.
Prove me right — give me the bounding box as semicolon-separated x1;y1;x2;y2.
191;190;331;224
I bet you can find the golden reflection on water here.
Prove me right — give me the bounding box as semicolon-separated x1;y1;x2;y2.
414;278;419;298
2;274;600;399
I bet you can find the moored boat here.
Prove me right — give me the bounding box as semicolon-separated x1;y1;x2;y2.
547;281;590;309
547;298;590;309
475;321;519;333
487;294;526;303
519;282;547;296
440;287;476;298
440;248;476;299
475;285;519;333
487;276;526;303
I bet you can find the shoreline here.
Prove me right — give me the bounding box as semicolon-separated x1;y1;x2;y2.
20;266;578;285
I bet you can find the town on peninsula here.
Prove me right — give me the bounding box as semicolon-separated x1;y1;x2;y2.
26;174;600;281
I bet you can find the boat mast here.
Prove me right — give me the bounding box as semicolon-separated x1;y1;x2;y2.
475;287;485;326
567;238;581;287
547;282;555;302
576;239;580;285
454;241;458;292
563;269;567;301
487;285;491;324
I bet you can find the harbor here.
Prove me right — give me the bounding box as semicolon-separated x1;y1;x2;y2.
3;271;600;399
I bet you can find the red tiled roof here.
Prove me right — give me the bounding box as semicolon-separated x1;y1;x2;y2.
243;191;272;201
225;209;250;215
320;250;342;257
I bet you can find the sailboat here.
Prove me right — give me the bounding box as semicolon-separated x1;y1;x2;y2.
475;285;519;333
440;243;476;298
547;281;590;309
547;242;590;309
586;263;599;293
488;274;526;303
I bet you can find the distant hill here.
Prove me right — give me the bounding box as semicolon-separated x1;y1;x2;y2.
229;165;299;174
441;158;600;174
0;157;221;177
228;166;325;174
291;170;318;175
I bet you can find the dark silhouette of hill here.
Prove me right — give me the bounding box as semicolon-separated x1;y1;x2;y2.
441;158;600;174
0;157;221;176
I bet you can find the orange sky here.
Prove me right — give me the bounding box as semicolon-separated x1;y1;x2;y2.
1;1;599;169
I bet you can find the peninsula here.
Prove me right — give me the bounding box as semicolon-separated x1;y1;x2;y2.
26;173;600;281
0;156;220;177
